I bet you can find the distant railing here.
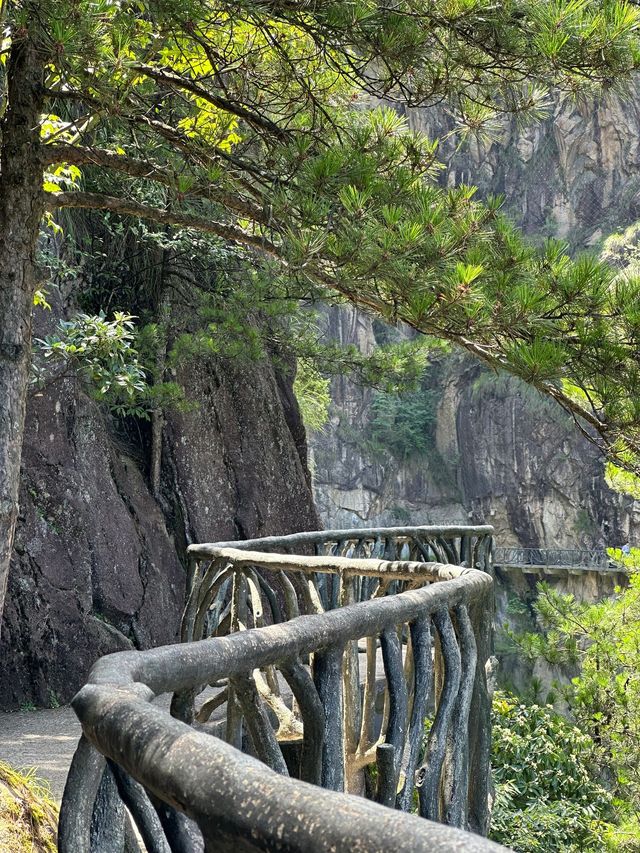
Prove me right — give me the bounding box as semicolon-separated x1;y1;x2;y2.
60;525;504;853
493;546;615;569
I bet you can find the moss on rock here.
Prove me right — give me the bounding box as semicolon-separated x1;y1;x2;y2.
0;761;58;852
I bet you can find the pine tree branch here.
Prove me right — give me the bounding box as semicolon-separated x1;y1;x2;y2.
42;143;271;224
130;62;290;141
44;187;638;463
42;86;279;189
46;191;281;258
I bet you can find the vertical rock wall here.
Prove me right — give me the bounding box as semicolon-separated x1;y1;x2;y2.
311;307;640;550
313;86;640;546
0;324;318;710
407;82;640;247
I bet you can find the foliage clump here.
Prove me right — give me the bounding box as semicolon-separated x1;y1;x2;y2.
367;388;440;461
11;0;640;472
32;310;184;418
0;762;58;853
489;692;614;852
510;570;640;809
294;359;331;432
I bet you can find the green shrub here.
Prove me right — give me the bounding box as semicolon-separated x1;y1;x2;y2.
294;359;331;432
489;692;614;852
367;388;439;460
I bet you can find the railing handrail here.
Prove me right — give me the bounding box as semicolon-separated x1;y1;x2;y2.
61;524;500;853
186;545;483;581
70;681;507;853
492;545;615;568
188;523;494;559
85;563;490;693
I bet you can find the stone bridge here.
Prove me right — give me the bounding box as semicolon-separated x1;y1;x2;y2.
59;525;508;852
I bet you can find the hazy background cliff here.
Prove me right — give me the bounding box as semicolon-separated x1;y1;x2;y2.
311;86;640;551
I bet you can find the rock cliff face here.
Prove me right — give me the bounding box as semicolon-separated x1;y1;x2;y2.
312;307;640;550
407;82;640;247
0;305;318;710
166;354;317;545
313;87;640;547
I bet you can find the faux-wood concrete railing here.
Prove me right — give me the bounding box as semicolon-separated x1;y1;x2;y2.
60;524;501;852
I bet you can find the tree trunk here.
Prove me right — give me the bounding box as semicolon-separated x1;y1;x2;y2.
0;21;45;634
151;239;170;499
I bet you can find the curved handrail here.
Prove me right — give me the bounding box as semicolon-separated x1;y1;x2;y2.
60;525;501;852
189;523;495;556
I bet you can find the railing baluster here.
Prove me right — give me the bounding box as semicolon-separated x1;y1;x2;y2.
257;574;283;624
109;760;172;853
280;660;325;786
380;625;408;798
398;616;432;812
192;565;234;642
59;735;106;853
443;605;477;828
195;688;228;724
341;572;362;792
372;536;384;558
180;557;204;643
375;742;397;808
303;575;325;615
437;536;458;565
416;609;462;822
232;672;289;776
460;535;472;567
151;796;203;853
467;584;494;836
278;569;300;619
356;634;378;762
245;569;264;628
314;643;345;791
477;535;491;572
225;689;243;750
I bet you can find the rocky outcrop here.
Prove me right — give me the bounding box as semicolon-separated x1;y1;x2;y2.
314;85;640;545
408;81;640;247
311;307;640;550
166;354;319;545
0;310;319;710
442;361;640;549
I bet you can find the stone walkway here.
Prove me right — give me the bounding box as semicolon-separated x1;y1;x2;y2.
0;691;185;801
0;706;81;800
0;650;387;804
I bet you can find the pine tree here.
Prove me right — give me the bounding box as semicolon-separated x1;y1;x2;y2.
1;0;640;627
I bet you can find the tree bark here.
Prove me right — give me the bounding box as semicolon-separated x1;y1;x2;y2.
0;18;46;633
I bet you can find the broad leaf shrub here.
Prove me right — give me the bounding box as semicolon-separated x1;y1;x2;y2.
503;565;640;847
489;692;614;852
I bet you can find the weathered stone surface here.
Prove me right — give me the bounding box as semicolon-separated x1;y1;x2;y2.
408;81;640;247
0;382;185;710
166;353;319;544
313;84;640;546
0;312;318;710
312;311;640;549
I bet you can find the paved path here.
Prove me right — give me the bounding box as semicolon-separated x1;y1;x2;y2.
0;650;387;804
0;706;81;800
0;691;184;801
